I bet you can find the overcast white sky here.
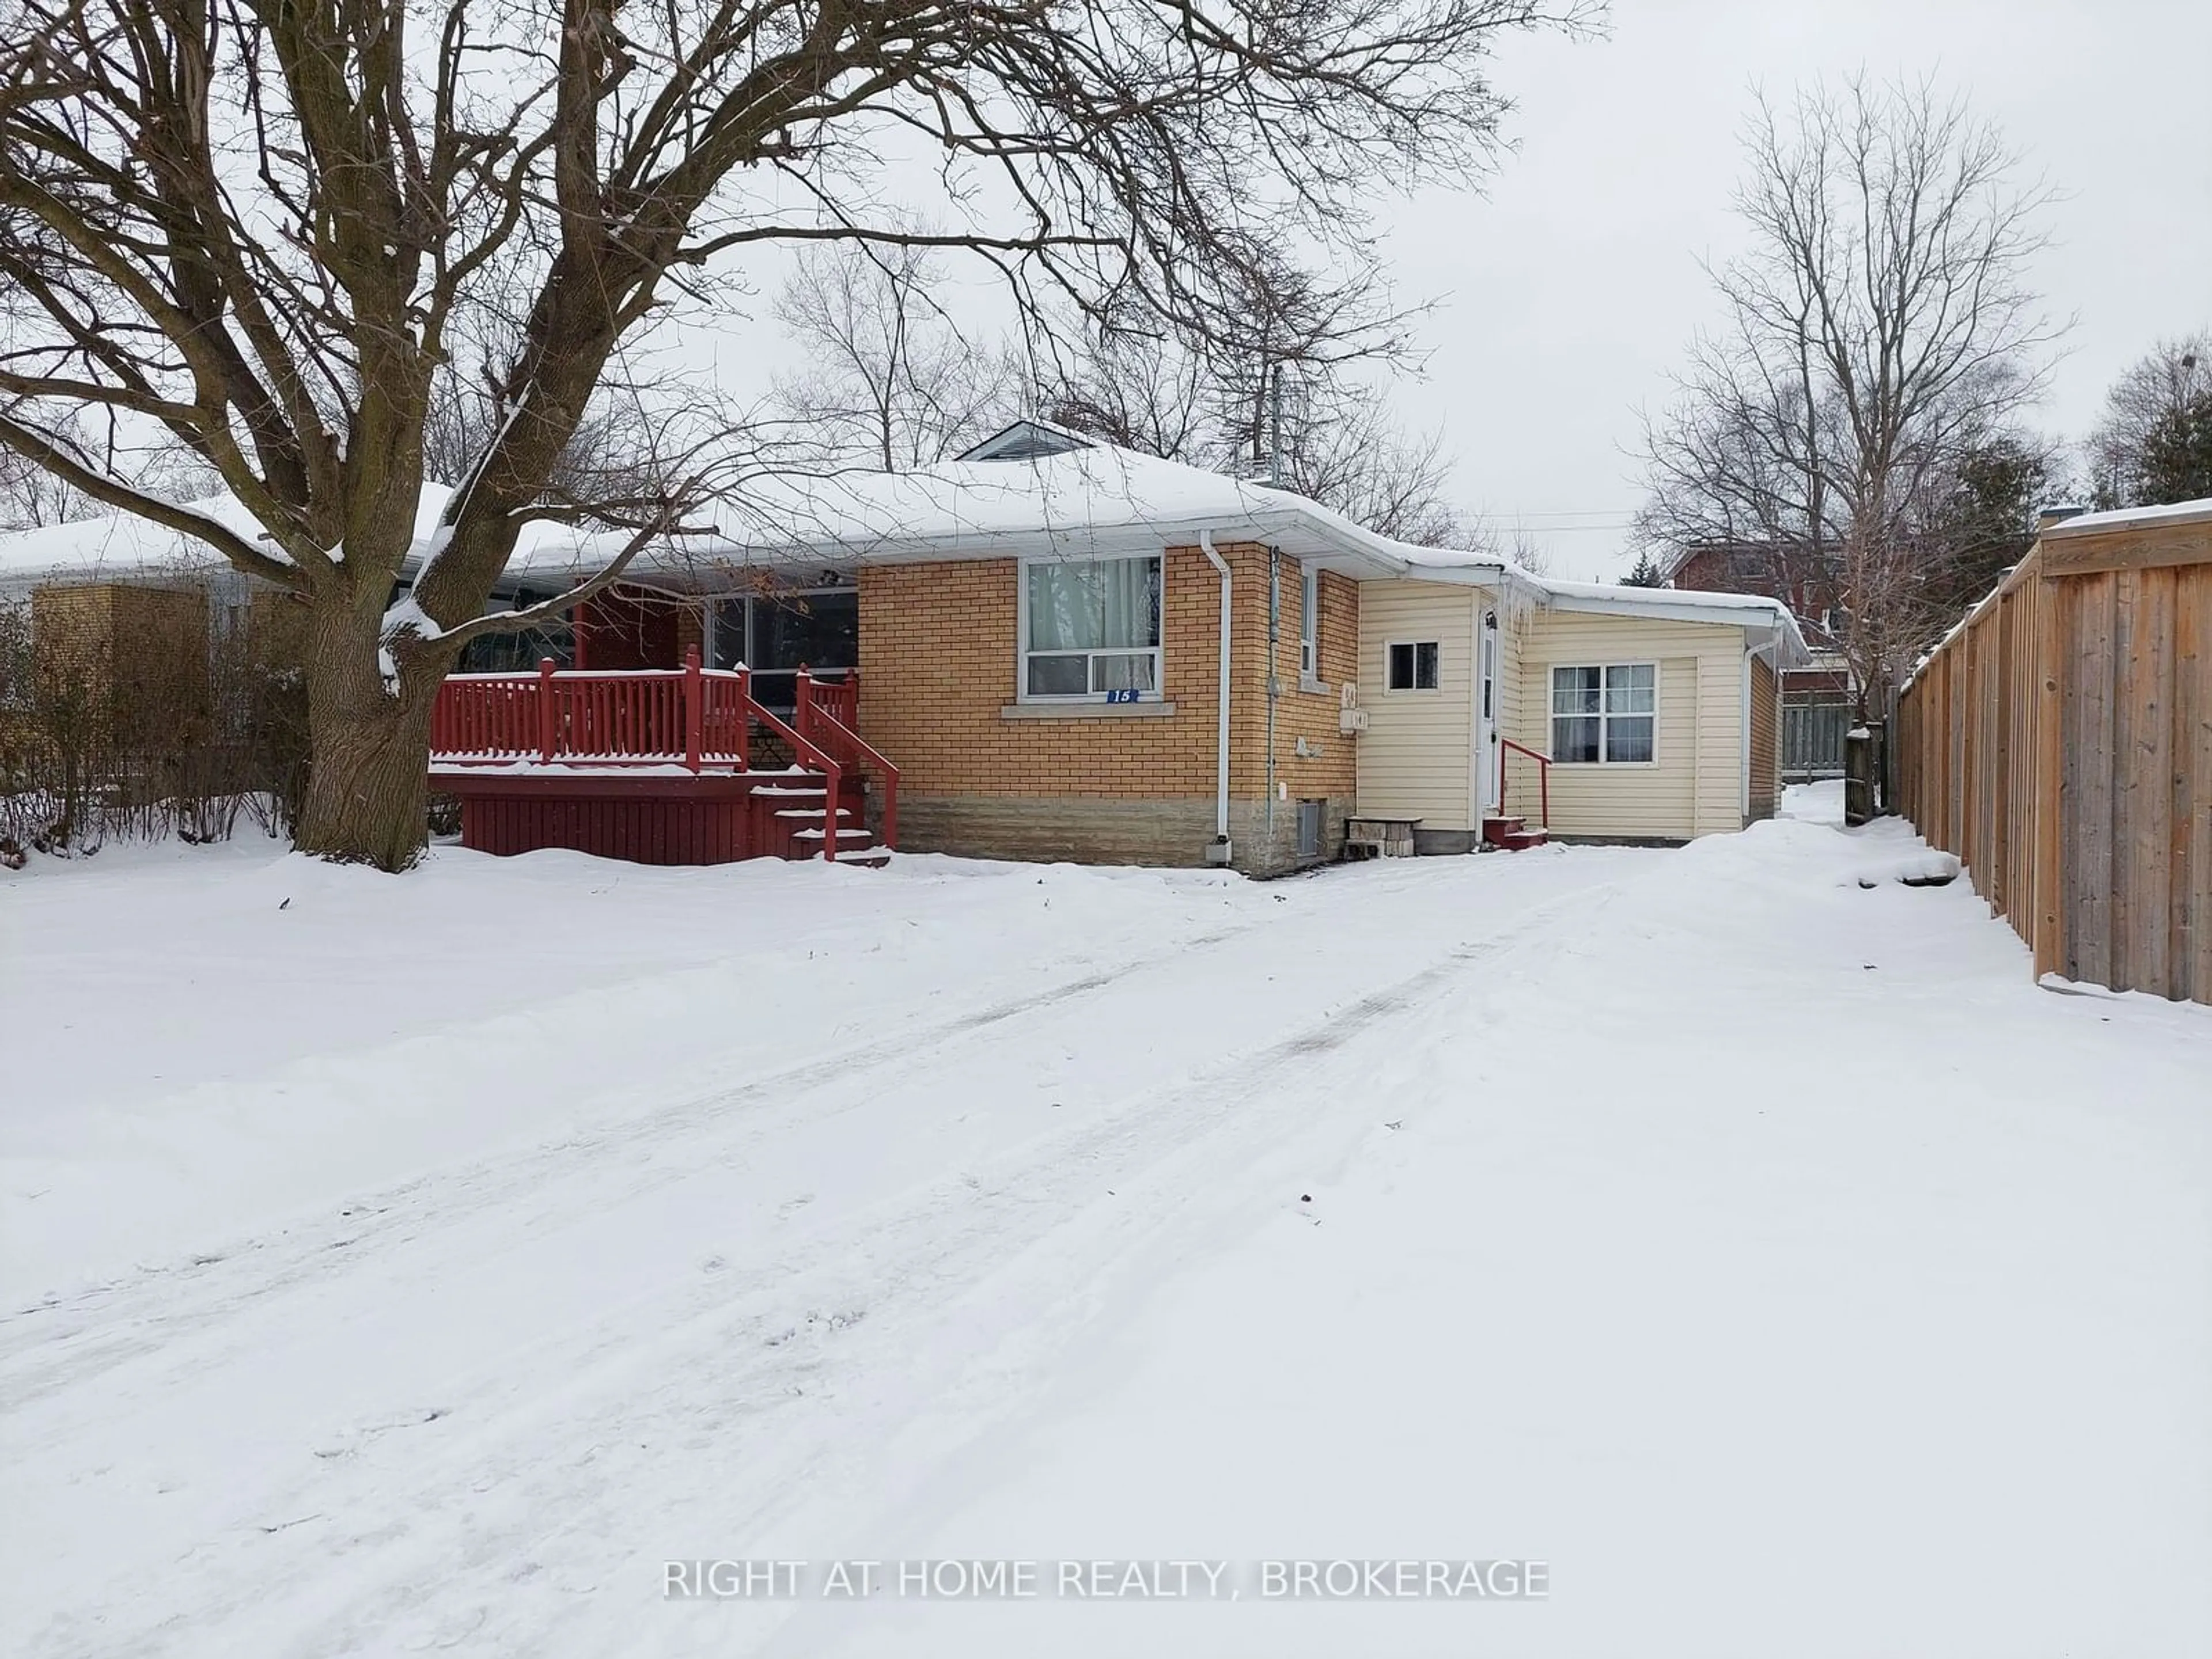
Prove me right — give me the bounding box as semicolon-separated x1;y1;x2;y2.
1381;0;2212;579
710;0;2209;577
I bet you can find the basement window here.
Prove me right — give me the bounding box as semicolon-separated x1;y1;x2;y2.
1386;640;1440;692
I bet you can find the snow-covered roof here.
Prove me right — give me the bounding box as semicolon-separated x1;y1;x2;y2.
540;444;1472;582
2039;496;2212;537
1514;572;1809;650
0;489;457;593
0;444;1806;662
0;494;252;590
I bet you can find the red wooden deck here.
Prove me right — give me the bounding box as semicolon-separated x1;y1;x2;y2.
429;652;896;866
434;766;873;865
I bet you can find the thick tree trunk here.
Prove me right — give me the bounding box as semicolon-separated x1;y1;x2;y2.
294;699;438;869
291;607;445;870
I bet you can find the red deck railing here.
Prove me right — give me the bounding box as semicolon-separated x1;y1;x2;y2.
1498;737;1551;828
433;651;753;770
796;666;899;850
431;648;886;860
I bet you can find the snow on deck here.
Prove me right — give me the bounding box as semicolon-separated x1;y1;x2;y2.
2;800;2206;1656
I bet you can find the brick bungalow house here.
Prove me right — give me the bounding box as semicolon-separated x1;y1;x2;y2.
472;422;1806;869
2;423;1806;872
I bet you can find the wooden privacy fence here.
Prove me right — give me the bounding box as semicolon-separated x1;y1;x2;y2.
1895;503;2212;1004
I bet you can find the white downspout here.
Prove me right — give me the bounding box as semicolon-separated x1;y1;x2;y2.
1200;532;1233;859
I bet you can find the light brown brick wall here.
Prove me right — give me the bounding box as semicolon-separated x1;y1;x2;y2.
33;583;209;699
857;546;1358;869
28;580;213;752
30;582;121;690
1253;565;1357;779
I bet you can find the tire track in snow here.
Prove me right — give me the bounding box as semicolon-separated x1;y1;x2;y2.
7;861;1637;1658
54;879;1620;1657
0;919;1273;1400
355;881;1626;1658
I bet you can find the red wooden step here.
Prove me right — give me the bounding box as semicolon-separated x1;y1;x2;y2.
1482;816;1549;851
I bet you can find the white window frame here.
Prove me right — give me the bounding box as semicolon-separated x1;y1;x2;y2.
1550;661;1660;766
1016;551;1165;703
1384;639;1441;694
1298;563;1324;690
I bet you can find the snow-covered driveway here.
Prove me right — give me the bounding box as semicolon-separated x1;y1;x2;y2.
4;792;2207;1657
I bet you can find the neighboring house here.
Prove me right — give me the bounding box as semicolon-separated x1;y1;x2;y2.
0;422;1806;872
1664;539;1851;781
0;491;571;675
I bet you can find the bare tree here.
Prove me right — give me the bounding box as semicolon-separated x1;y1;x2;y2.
1281;400;1471;546
772;240;1025;469
2087;332;2212;509
0;404;215;525
418;296;680;507
1495;526;1554;577
1043;322;1474;546
0;0;1587;868
0;431;95;528
1637;75;2062;711
1036;316;1217;462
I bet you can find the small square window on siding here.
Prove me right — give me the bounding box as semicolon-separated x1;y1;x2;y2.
1387;640;1440;691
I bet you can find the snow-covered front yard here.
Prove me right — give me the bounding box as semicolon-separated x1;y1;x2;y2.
3;787;2207;1658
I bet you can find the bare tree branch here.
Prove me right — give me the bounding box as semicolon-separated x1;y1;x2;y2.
1637;74;2063;709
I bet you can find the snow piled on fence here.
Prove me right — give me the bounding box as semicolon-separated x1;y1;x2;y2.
2;798;2207;1658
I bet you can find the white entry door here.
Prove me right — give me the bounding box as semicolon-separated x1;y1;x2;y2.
1477;609;1501;816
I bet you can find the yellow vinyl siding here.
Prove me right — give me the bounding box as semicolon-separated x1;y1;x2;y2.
1355;581;1476;830
1510;611;1748;840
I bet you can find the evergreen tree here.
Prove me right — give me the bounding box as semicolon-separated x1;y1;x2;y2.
1619;551;1670;587
2135;391;2212;506
1921;436;2047;612
2088;336;2210;507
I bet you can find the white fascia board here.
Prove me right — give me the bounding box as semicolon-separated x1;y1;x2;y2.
1539;588;1811;665
1539;589;1775;629
1387;558;1514;590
